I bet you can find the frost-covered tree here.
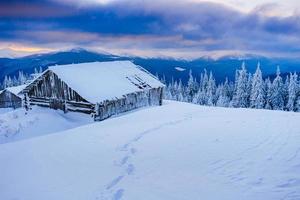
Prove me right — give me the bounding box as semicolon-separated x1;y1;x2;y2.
207;72;216;106
232;62;249;108
34;67;39;74
250;63;265;109
264;78;272;110
12;76;18;86
186;70;197;102
282;75;289;109
287;73;298;111
3;75;13;88
18;71;27;85
176;80;185;101
216;83;231;107
163;63;300;113
193;89;206;105
200;69;209;94
271;66;284;110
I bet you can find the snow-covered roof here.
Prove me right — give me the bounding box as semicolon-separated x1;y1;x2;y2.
47;61;164;103
3;84;27;96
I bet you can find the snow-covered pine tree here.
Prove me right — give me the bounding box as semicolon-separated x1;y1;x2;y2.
34;67;39;74
12;76;18;86
207;71;216;106
232;62;249;108
264;78;272;109
187;70;197;102
271;66;284;110
3;75;14;88
247;73;252;107
215;77;232;107
196;69;208;105
3;76;8;88
216;85;226;107
176;80;184;101
283;75;289;110
287;73;298;111
18;71;27;85
201;69;209;94
192;88;205;105
250;63;265;109
164;84;173;100
215;84;223;106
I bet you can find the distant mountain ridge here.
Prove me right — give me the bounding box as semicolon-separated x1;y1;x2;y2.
1;48;300;84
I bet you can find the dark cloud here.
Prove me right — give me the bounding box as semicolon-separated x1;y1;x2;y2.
0;0;300;57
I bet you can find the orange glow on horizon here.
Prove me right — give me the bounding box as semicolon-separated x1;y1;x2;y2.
7;45;52;53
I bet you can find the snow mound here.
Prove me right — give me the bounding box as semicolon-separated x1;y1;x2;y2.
0;101;300;200
0;106;93;144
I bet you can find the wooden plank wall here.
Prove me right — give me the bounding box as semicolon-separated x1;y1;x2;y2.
0;90;22;108
94;87;163;121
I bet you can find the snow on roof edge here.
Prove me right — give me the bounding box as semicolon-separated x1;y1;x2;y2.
4;84;27;96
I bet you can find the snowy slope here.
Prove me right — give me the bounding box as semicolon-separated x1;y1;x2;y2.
0;101;300;200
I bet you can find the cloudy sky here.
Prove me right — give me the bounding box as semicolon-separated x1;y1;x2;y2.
0;0;300;58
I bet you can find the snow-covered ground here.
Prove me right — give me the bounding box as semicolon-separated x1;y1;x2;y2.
0;108;13;114
0;101;300;200
0;107;93;144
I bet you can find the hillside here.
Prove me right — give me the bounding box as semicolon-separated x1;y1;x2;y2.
0;101;300;200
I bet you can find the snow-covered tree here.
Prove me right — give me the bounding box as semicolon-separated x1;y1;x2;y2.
3;75;13;88
271;66;284;110
232;62;249;108
264;78;272;110
200;69;209;94
283;75;290;109
186;70;197;102
216;80;231;107
18;71;27;85
162;63;300;113
287;73;298;111
34;67;39;74
207;71;216;106
250;63;265;109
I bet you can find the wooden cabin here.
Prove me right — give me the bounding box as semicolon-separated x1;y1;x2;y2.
21;61;164;121
0;85;26;109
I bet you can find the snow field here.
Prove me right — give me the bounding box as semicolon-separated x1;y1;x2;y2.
0;101;300;200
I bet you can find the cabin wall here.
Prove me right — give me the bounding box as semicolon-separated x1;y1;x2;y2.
25;71;93;113
0;91;22;109
27;71;87;102
94;87;163;121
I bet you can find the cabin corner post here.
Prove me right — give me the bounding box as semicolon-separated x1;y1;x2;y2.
63;100;68;113
23;93;30;112
92;103;100;121
159;87;164;106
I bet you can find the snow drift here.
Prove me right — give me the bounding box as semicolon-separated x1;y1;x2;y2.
0;107;93;144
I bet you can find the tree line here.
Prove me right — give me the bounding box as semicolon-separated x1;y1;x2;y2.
1;67;43;89
163;62;300;112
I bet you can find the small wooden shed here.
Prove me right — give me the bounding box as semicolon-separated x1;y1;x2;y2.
0;85;26;109
21;61;164;120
